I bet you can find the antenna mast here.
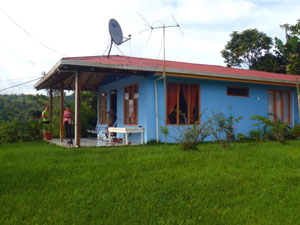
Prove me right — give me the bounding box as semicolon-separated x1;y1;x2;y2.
138;13;183;143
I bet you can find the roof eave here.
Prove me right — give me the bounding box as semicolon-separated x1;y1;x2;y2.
34;59;63;90
58;59;298;85
60;59;164;73
35;58;297;90
156;69;297;86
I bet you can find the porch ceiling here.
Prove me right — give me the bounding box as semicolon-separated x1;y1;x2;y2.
34;59;149;91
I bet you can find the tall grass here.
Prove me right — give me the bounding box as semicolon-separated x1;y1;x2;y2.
1;141;300;224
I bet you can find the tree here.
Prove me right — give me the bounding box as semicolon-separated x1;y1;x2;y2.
80;91;97;137
221;29;273;69
251;53;285;73
275;20;300;121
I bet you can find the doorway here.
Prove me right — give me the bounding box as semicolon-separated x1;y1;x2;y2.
110;89;117;125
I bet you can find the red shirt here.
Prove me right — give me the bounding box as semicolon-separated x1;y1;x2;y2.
64;110;72;123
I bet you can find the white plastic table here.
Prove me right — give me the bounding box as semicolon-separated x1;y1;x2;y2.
108;127;144;145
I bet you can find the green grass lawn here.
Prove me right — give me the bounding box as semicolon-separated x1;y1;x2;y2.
1;141;300;225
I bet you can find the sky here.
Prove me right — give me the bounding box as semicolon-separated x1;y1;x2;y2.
0;0;300;95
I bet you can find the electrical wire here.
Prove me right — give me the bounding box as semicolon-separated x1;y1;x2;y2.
0;8;68;57
0;77;41;92
0;76;41;82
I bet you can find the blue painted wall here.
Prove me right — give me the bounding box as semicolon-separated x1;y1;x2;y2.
97;75;151;143
98;74;299;143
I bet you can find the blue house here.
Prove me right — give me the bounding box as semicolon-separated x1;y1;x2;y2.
35;55;299;146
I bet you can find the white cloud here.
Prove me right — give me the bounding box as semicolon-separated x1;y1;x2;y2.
0;0;300;94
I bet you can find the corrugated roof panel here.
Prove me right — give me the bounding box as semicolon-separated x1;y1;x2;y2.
62;55;297;82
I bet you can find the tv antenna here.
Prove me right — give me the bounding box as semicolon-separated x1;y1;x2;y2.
106;18;131;58
137;13;183;143
138;13;183;81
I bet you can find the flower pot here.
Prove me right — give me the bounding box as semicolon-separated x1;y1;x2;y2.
45;132;52;140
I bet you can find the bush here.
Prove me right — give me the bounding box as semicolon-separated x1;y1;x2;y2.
160;126;169;145
288;124;300;139
210;111;242;148
0;120;43;143
250;115;289;143
248;129;262;141
146;140;162;145
176;119;212;150
236;133;248;142
248;125;272;141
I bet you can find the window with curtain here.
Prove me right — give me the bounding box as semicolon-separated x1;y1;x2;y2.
167;83;200;125
98;92;107;124
124;84;138;125
268;90;290;124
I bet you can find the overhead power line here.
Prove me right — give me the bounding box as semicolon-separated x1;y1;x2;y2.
0;76;41;82
0;7;68;57
0;77;41;92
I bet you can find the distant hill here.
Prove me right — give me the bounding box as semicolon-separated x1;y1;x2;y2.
0;93;75;122
0;92;97;137
0;94;46;122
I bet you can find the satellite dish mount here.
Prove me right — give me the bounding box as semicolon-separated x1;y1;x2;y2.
107;18;131;58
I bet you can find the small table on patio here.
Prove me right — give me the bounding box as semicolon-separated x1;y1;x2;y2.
108;127;144;145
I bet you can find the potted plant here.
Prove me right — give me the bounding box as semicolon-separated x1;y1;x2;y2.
42;123;52;140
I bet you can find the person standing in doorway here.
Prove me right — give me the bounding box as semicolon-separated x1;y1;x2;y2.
64;105;72;139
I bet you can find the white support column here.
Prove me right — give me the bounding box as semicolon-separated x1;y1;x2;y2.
75;71;81;147
125;133;129;145
141;132;144;144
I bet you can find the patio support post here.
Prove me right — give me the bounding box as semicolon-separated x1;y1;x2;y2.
75;71;81;147
60;83;64;142
49;88;53;136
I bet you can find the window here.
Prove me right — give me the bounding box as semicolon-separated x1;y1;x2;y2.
167;83;200;125
124;84;138;124
227;87;249;97
99;92;107;124
268;90;290;123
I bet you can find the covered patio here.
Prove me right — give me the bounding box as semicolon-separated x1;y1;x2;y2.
34;56;149;147
47;138;139;147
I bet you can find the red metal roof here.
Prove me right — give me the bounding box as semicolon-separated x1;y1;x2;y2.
63;55;297;82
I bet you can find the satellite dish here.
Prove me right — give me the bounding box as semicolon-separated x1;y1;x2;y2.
109;19;123;45
105;18;131;58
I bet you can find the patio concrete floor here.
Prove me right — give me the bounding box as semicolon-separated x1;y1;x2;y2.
47;138;139;148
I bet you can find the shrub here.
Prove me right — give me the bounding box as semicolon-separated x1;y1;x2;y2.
248;125;272;141
288;124;300;139
160;126;169;145
146;140;162;145
0;120;43;143
250;115;289;143
175;119;212;150
236;133;248;142
210;111;242;148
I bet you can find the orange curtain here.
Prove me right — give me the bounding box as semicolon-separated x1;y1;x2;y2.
190;85;199;123
181;84;189;103
181;84;189;123
167;83;178;124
